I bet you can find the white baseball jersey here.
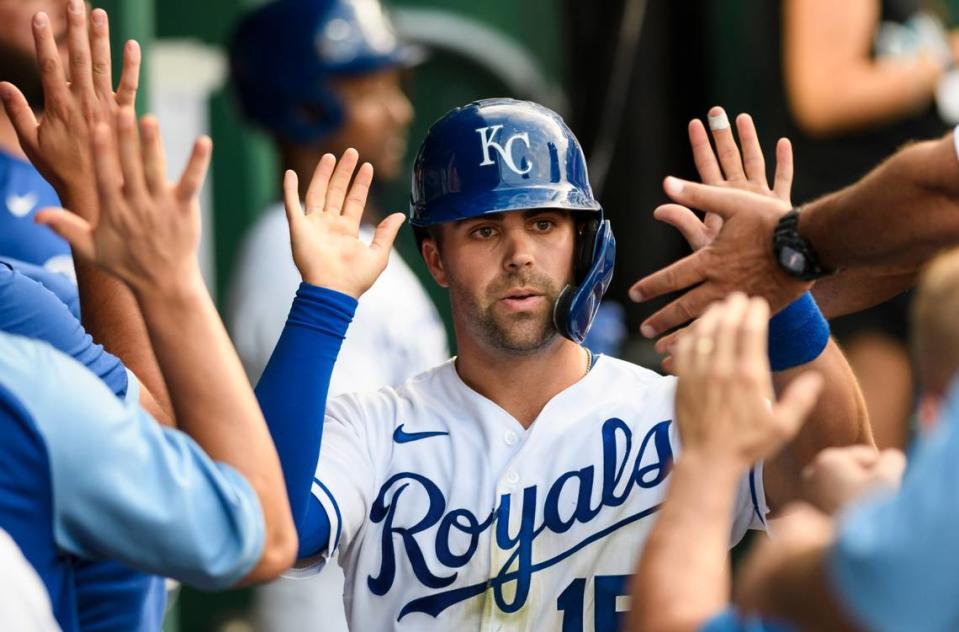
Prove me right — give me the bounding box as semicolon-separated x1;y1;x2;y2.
229;203;449;632
297;355;767;631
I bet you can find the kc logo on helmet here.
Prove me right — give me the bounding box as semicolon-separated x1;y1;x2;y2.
476;125;532;175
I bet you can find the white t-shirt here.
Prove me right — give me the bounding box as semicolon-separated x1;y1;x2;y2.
301;355;766;631
229;203;449;632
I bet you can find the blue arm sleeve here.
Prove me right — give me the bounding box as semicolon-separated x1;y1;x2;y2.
254;283;356;558
0;261;127;399
700;609;795;632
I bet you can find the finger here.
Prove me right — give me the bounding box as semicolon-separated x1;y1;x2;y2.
692;299;727;372
34;208;95;260
641;283;725;339
88;9;113;99
116;40;141;108
342;161;373;223
90;122;124;213
654;203;710;251
874;449;906;482
772;371;824;439
688;118;724;185
629;249;706;304
740;296;771;365
736;114;767;186
661;176;768;220
661;354;676;375
66;0;95;95
370;212;406;254
139;115;167;195
654;325;687;356
0;83;39;153
283;170;303;227
33;12;70;112
324;148;359;216
175;135;212;201
704;211;723;235
304;153;335;213
672;327;695;377
712;292;750;374
707;107;746;182
116;107;147;199
772;137;794;202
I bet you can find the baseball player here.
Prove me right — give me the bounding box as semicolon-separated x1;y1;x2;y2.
255;98;870;630
227;1;448;627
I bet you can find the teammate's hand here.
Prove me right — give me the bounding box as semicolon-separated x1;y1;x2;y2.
0;2;140;217
35;108;212;296
651;108;796;363
673;292;823;466
283;149;405;298
801;445;905;515
629;180;810;340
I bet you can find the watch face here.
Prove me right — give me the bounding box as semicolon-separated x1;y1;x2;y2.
779;246;807;275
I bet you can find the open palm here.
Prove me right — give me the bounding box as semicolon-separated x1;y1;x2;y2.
284;149;405;298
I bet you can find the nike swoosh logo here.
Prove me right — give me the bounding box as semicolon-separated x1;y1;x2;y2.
6;193;38;218
393;424;449;444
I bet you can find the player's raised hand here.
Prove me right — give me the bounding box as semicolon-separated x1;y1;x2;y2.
0;2;140;216
673;293;823;465
284;149;405;298
35;107;211;295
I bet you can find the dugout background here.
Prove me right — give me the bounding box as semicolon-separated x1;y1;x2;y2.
92;0;959;629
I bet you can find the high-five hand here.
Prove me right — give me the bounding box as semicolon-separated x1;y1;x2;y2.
36;109;211;295
673;293;823;466
284;148;405;298
0;1;140;215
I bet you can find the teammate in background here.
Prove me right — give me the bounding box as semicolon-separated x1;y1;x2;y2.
253;98;870;629
0;0;73;277
227;1;447;627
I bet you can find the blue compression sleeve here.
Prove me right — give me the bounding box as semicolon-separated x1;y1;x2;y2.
255;283;356;554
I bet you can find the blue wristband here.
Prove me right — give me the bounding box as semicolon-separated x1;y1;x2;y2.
767;292;829;371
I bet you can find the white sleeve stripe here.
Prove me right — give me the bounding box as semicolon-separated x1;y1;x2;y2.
312;479;342;554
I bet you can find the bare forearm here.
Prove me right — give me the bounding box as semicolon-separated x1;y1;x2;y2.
134;270;296;571
812;270;916;319
629;454;742;632
767;341;872;507
787;59;938;137
62;190;175;426
738;544;860;632
801;135;959;273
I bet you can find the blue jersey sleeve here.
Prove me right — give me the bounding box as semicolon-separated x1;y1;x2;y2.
0;261;128;400
254;283;355;559
0;150;71;269
827;382;959;632
0;256;79;320
0;332;266;590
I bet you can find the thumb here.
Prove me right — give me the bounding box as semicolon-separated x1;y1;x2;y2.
771;371;824;440
35;208;96;261
370;213;406;257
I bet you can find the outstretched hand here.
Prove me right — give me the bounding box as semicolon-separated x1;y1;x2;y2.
628;106;811;341
36;108;211;296
284;149;405;298
0;2;140;216
647;108;802;364
673;293;823;466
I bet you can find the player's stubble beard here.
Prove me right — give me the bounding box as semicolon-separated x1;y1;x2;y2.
453;269;564;354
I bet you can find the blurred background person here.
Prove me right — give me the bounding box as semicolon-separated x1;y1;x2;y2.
782;0;958;452
226;1;448;629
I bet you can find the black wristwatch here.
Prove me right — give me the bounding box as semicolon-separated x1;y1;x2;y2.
772;208;830;281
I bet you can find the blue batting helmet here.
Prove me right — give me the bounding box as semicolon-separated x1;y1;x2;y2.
410;98;616;344
230;0;418;142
